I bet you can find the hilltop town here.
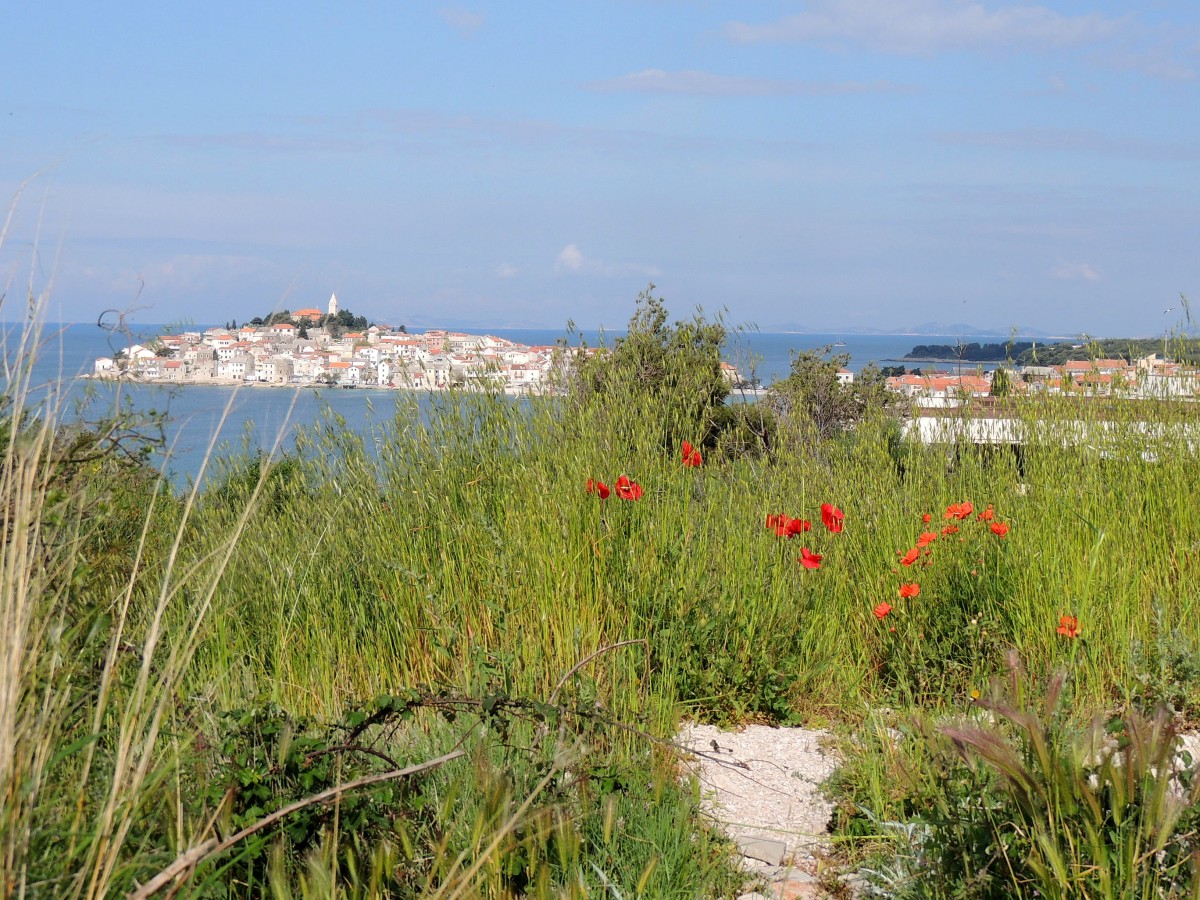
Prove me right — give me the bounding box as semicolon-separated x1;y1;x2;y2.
91;294;600;395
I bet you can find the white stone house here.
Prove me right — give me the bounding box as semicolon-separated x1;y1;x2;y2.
504;364;543;392
217;357;254;380
125;344;159;361
422;355;451;388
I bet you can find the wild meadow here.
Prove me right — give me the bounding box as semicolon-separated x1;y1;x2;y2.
5;287;1200;897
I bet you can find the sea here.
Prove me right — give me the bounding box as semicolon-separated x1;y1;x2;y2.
6;322;999;487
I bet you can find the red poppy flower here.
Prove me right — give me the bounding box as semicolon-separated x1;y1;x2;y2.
990;522;1009;537
977;505;995;522
681;441;703;467
898;583;920;599
682;440;693;457
798;547;822;569
916;531;938;548
874;602;892;620
944;501;974;520
586;479;610;499
615;475;643;501
1057;615;1079;639
768;515;811;537
786;517;812;537
941;525;959;536
922;512;932;524
899;547;920;566
821;503;845;533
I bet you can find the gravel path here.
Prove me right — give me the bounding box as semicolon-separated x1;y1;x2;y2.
677;724;848;898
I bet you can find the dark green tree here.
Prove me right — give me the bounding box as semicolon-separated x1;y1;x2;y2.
567;286;730;452
991;366;1012;398
572;287;726;412
766;348;902;443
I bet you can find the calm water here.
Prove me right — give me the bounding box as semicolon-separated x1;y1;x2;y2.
8;322;995;486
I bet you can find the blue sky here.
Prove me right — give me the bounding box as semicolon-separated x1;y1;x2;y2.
2;1;1197;335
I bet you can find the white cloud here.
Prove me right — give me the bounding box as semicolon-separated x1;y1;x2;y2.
495;262;518;279
554;244;660;278
585;68;908;96
724;0;1125;54
556;244;585;272
438;7;485;38
1052;261;1102;282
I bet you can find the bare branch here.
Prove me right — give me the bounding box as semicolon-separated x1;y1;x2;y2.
128;748;466;899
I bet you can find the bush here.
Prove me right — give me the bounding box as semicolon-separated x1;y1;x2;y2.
844;661;1200;898
568;286;728;449
707;402;776;460
766;349;904;447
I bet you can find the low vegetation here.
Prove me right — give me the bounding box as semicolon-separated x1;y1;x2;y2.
5;283;1200;897
903;341;1037;362
1014;334;1200;367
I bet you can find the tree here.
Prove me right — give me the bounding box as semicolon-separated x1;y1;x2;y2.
991;366;1012;398
568;286;728;446
573;288;726;407
263;310;292;326
766;348;902;443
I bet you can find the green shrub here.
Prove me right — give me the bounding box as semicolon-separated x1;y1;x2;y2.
843;661;1200;898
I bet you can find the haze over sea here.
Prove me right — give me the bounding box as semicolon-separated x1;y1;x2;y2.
14;322;1002;486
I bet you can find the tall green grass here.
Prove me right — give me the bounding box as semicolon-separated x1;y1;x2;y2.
4;278;1200;894
178;385;1200;725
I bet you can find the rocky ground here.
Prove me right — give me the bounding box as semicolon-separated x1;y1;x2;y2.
677;724;860;899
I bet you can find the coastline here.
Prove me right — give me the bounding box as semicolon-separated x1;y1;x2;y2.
82;372;552;396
